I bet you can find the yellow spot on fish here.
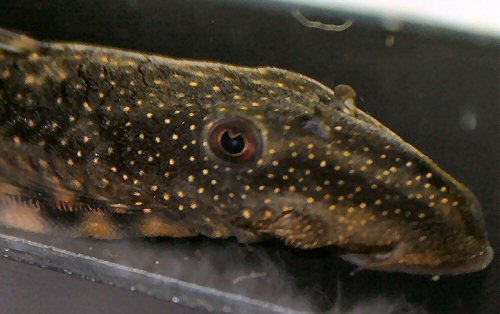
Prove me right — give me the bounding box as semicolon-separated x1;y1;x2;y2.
1;69;11;79
83;102;93;112
24;74;36;84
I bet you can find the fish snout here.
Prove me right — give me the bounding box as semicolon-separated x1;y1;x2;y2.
436;190;494;274
456;187;489;243
340;190;493;275
339;164;493;275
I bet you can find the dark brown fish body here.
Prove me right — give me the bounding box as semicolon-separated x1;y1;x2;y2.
0;28;493;275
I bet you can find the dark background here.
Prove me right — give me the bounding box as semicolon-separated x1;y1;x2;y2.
0;1;498;313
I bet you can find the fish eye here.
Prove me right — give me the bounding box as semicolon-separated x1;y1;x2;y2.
207;117;262;163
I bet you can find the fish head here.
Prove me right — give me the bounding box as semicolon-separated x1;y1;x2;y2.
0;28;491;275
197;68;492;275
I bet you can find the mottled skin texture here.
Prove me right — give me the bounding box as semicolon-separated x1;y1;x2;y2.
0;28;493;275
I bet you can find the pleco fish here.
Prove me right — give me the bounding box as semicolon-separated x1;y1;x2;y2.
0;27;493;275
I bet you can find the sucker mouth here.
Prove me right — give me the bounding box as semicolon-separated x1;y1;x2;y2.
339;242;494;275
339;242;404;270
436;244;494;275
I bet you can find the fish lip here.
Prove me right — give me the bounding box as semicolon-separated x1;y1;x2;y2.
340;244;494;275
